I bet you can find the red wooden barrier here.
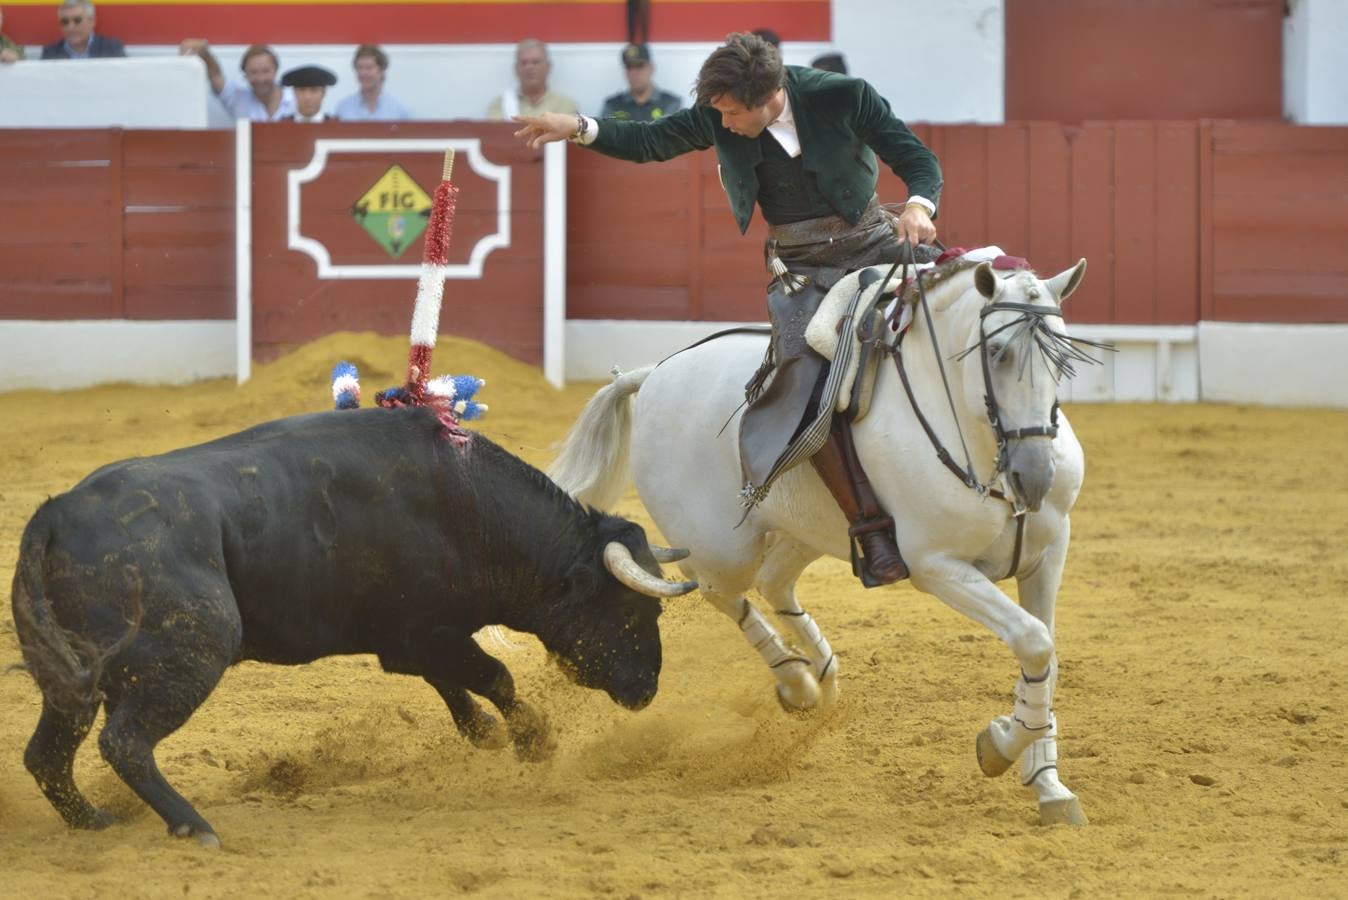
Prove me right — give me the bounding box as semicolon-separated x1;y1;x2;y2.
2;121;1345;365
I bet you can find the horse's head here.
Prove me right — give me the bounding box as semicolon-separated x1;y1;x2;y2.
958;259;1089;511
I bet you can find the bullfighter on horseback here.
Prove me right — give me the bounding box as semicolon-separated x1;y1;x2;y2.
515;31;943;586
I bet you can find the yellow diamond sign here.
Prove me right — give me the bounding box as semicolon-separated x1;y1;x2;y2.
351;164;433;259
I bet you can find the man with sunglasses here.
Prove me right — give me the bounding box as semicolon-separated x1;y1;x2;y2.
40;0;124;59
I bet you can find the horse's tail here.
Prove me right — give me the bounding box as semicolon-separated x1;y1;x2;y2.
10;503;143;714
549;366;653;509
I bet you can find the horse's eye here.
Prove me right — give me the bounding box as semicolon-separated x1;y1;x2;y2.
990;342;1013;366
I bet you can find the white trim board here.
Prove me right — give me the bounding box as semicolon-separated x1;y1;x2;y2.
0;321;236;391
564;320;1203;404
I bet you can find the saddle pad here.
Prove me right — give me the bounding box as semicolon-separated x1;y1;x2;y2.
804;264;923;413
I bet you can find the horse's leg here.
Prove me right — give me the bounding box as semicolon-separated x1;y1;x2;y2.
701;583;821;713
1013;519;1087;826
908;558;1059;789
755;536;838;710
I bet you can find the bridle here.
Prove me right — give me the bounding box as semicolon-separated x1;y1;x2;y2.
871;245;1110;578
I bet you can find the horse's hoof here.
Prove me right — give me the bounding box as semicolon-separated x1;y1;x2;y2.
774;662;821;713
1039;796;1088;826
976;727;1013;777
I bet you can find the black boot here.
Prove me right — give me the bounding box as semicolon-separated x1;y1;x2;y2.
810;417;908;587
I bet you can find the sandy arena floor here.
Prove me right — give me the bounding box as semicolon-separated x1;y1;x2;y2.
1;333;1345;897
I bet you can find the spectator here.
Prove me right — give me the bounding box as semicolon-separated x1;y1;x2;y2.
601;43;681;121
1;7;26;63
810;52;847;75
179;40;295;122
40;1;124;59
281;65;337;122
751;27;781;49
335;44;411;121
486;38;576;121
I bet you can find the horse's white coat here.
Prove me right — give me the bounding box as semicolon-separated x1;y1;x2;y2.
550;260;1091;824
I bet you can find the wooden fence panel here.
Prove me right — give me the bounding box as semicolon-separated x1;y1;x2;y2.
1206;123;1348;323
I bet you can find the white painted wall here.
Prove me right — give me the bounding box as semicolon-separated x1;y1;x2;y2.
0;56;210;128
1199;322;1348;408
1284;0;1348;124
832;0;1004;123
0;322;236;390
5;3;1004;129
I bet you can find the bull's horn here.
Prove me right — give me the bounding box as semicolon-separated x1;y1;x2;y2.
603;542;699;598
649;544;690;564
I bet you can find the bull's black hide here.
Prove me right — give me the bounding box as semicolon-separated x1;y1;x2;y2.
12;406;672;846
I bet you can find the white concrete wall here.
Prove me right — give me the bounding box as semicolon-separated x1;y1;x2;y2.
5;5;1005;129
1198;321;1348;408
833;0;1004;123
0;56;210;128
1284;0;1348;125
0;322;236;390
566;321;1204;404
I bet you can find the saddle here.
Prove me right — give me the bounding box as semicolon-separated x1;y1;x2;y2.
802;264;925;422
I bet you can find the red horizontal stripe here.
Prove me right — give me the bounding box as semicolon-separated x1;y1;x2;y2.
3;3;829;44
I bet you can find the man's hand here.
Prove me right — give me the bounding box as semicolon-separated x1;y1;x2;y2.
0;48;19;65
893;204;937;246
178;38;209;57
513;112;578;149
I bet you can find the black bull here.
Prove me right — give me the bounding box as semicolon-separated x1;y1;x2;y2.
11;406;691;846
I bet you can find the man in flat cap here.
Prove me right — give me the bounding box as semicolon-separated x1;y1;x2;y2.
281;65;337;122
600;43;682;121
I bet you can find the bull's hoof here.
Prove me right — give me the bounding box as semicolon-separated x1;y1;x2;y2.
171;823;222;849
975;726;1014;777
1039;796;1088;826
507;703;555;762
73;807;118;830
512;729;557;763
464;711;508;751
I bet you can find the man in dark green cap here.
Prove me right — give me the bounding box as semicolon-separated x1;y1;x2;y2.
515;32;941;586
600;43;682;121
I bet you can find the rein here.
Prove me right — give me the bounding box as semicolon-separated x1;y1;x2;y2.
876;248;1069;581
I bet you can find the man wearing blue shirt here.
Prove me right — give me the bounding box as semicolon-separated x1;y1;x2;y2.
179;39;295;122
335;45;411;121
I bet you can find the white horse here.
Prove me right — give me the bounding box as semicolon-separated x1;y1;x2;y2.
551;256;1095;825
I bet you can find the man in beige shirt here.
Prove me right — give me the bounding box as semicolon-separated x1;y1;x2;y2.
486;38;576;120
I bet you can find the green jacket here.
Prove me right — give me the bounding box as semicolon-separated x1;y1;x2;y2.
590;65;941;233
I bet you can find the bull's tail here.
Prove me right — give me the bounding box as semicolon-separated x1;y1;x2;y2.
10;507;143;714
548;366;653;510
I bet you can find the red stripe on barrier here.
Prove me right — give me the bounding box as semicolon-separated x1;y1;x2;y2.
2;2;830;44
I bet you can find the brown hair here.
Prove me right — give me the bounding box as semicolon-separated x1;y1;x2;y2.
239;44;278;73
353;44;388;71
695;32;784;109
